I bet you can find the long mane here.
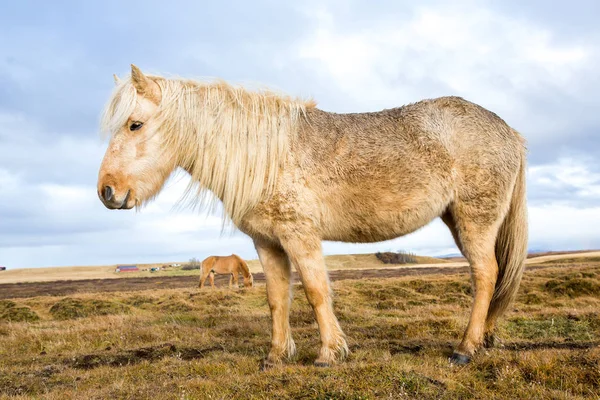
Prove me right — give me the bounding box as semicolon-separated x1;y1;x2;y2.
101;74;315;225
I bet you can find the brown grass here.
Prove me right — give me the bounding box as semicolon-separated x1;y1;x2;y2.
1;257;600;399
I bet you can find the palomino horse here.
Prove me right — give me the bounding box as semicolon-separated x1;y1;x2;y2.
199;254;253;289
98;65;527;367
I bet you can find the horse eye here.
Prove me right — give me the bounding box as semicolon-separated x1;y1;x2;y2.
129;122;143;131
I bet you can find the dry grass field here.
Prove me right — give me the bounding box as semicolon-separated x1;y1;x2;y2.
0;253;599;399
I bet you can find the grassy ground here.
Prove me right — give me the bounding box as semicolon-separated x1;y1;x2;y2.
1;257;599;399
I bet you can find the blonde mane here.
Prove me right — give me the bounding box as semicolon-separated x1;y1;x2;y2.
101;74;315;224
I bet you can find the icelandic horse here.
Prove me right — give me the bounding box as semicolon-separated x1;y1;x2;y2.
199;254;254;289
97;65;527;368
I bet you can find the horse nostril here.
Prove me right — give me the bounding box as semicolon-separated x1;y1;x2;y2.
103;186;113;202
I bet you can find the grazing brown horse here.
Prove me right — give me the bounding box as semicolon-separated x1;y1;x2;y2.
98;65;527;368
199;254;254;289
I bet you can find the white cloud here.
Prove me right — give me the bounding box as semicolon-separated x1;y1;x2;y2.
529;205;600;250
528;157;600;206
295;4;595;143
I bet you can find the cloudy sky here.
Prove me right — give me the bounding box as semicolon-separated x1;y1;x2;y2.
1;0;599;269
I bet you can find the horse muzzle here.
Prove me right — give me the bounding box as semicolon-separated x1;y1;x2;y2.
98;185;134;210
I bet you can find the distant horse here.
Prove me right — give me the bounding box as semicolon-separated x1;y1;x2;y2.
98;65;527;368
199;254;253;289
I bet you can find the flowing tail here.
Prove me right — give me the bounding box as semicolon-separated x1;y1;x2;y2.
487;153;528;324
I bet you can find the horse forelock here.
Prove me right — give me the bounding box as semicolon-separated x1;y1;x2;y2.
100;79;138;138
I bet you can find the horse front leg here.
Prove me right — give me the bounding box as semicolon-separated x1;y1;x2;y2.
254;240;295;370
281;235;348;367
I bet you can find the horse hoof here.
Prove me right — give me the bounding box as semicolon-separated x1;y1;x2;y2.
449;352;471;365
314;361;331;368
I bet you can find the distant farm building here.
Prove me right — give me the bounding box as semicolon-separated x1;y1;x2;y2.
115;265;139;273
0;266;6;271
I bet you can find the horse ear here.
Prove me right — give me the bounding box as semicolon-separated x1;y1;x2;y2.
130;64;160;102
131;64;150;93
113;74;120;85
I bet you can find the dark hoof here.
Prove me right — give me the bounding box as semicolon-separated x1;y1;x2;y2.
449;352;471;365
314;361;331;368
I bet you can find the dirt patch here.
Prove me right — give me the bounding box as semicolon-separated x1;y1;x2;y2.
70;343;224;369
50;298;130;320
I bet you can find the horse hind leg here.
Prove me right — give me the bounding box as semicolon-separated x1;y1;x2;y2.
209;271;215;289
199;269;211;289
443;210;498;348
445;204;505;365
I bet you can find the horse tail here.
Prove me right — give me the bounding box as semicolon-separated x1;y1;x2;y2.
487;151;528;324
233;254;253;286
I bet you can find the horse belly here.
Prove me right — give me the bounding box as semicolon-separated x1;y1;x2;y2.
320;189;449;243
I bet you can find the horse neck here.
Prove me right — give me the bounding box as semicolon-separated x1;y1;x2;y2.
234;257;250;278
160;79;304;224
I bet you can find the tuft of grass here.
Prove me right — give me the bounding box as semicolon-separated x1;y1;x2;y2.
0;306;40;322
0;300;40;322
123;294;157;308
156;300;194;313
0;299;17;313
49;297;130;320
545;278;600;297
